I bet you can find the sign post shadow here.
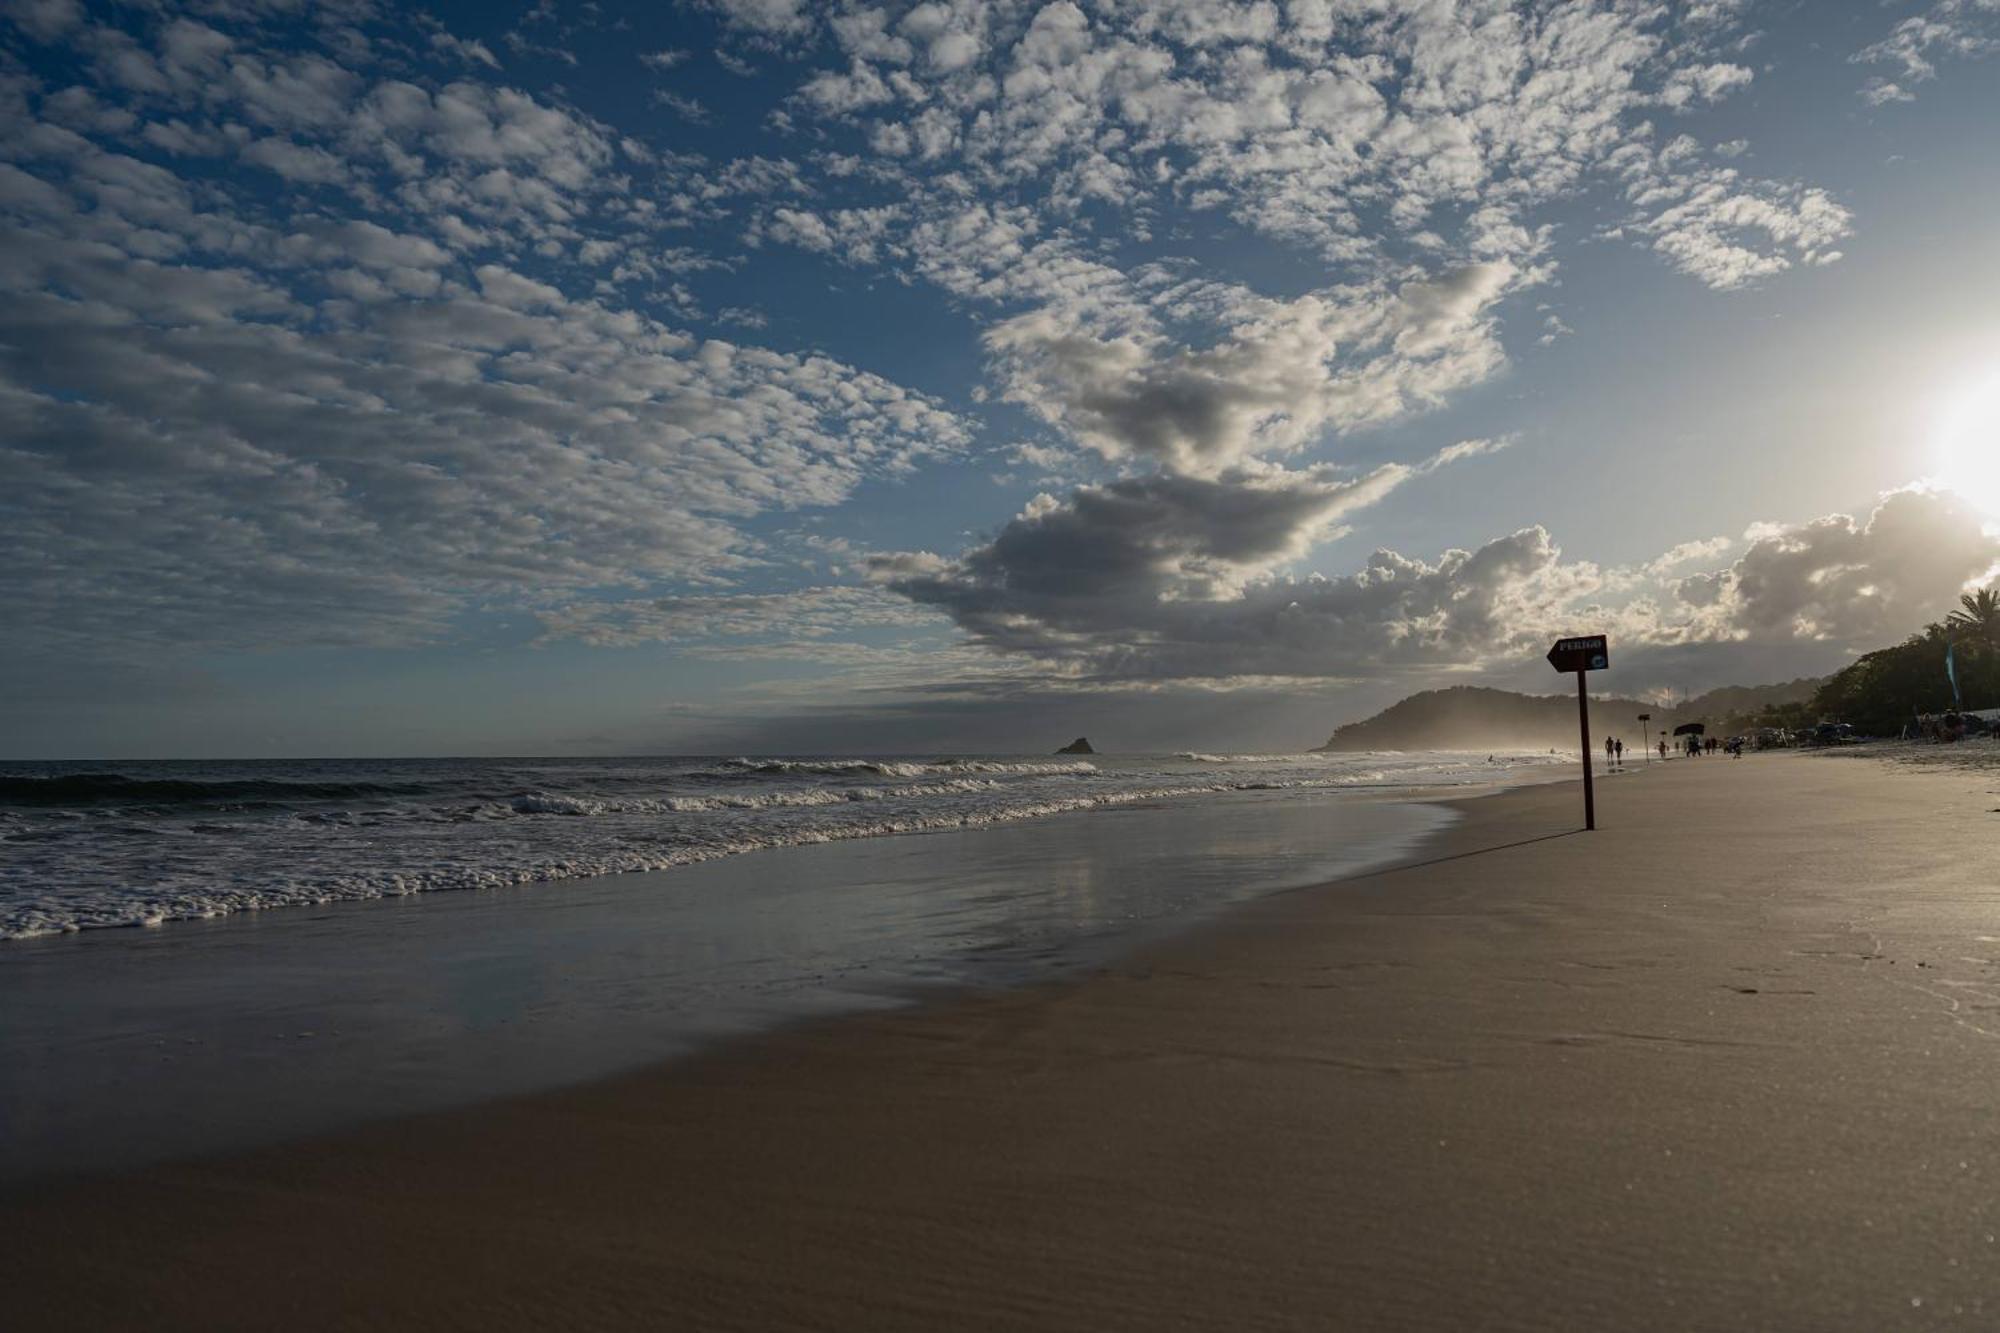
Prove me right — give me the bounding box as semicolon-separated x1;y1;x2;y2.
1546;635;1609;830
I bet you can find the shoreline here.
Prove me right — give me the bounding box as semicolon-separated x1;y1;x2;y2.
0;777;1474;1182
0;750;1564;943
13;751;1997;1328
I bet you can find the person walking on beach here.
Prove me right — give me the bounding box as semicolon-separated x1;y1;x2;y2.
1606;736;1615;770
1614;738;1624;767
1658;738;1668;761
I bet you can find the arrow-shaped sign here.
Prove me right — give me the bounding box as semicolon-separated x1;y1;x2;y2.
1547;634;1609;674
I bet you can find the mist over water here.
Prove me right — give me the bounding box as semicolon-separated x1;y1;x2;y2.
0;751;1568;940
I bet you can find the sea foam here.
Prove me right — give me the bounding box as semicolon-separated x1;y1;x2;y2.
0;750;1566;939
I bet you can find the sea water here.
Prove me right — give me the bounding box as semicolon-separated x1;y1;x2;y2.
0;751;1565;939
0;751;1568;1178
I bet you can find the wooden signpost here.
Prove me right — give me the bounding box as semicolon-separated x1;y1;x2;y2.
1546;634;1609;830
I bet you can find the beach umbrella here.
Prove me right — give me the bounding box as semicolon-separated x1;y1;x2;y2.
1672;722;1706;736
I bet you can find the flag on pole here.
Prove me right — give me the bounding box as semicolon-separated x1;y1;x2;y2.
1947;639;1964;711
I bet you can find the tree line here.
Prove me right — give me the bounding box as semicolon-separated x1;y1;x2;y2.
1801;587;2000;735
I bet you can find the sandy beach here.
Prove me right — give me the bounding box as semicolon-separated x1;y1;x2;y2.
8;750;2000;1330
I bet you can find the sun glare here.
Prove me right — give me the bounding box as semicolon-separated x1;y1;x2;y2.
1936;373;2000;517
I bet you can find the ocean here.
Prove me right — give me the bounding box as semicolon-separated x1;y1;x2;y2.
1;750;1570;1177
0;750;1567;940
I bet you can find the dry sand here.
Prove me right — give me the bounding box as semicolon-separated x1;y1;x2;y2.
8;752;2000;1330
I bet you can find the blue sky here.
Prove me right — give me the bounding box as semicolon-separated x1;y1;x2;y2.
4;0;2000;757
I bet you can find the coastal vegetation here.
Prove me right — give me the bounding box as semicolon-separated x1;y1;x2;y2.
1807;587;2000;734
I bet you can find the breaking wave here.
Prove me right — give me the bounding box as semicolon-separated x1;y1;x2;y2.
1;749;1568;940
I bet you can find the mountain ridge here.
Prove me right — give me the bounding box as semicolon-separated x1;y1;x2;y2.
1316;679;1825;752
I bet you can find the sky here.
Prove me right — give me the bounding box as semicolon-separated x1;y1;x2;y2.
4;0;2000;758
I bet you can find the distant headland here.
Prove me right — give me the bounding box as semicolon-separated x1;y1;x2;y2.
1316;680;1823;752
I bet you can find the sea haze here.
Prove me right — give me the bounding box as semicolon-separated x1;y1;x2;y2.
0;751;1568;940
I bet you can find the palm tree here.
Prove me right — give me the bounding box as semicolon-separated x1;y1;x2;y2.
1947;586;2000;650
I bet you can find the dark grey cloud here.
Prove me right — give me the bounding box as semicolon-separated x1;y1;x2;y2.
868;460;1592;679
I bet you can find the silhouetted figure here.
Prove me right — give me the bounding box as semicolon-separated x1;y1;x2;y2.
1658;738;1668;760
1614;739;1624;768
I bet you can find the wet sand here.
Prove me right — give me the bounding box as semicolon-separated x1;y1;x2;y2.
8;752;2000;1330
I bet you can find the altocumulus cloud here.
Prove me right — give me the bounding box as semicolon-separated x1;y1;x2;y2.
0;1;966;663
1852;0;2000;106
748;0;1848;291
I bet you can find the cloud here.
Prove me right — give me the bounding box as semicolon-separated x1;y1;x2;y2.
868;460;1573;679
2;327;964;660
870;247;1530;683
1614;136;1852;289
0;0;1898;734
874;481;2000;687
2;0;82;43
985;263;1517;475
1643;536;1734;578
759;204;903;265
429;32;501;71
1660;61;1754;108
1671;488;2000;645
1853;2;2000;100
0;223;966;659
1422;437;1514;470
538;585;942;648
695;485;2000;749
0;4;992;669
755;0;1820;292
701;0;815;40
879;513;1579;683
1859;78;1917;107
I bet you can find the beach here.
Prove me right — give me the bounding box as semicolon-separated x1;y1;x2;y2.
7;750;2000;1329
